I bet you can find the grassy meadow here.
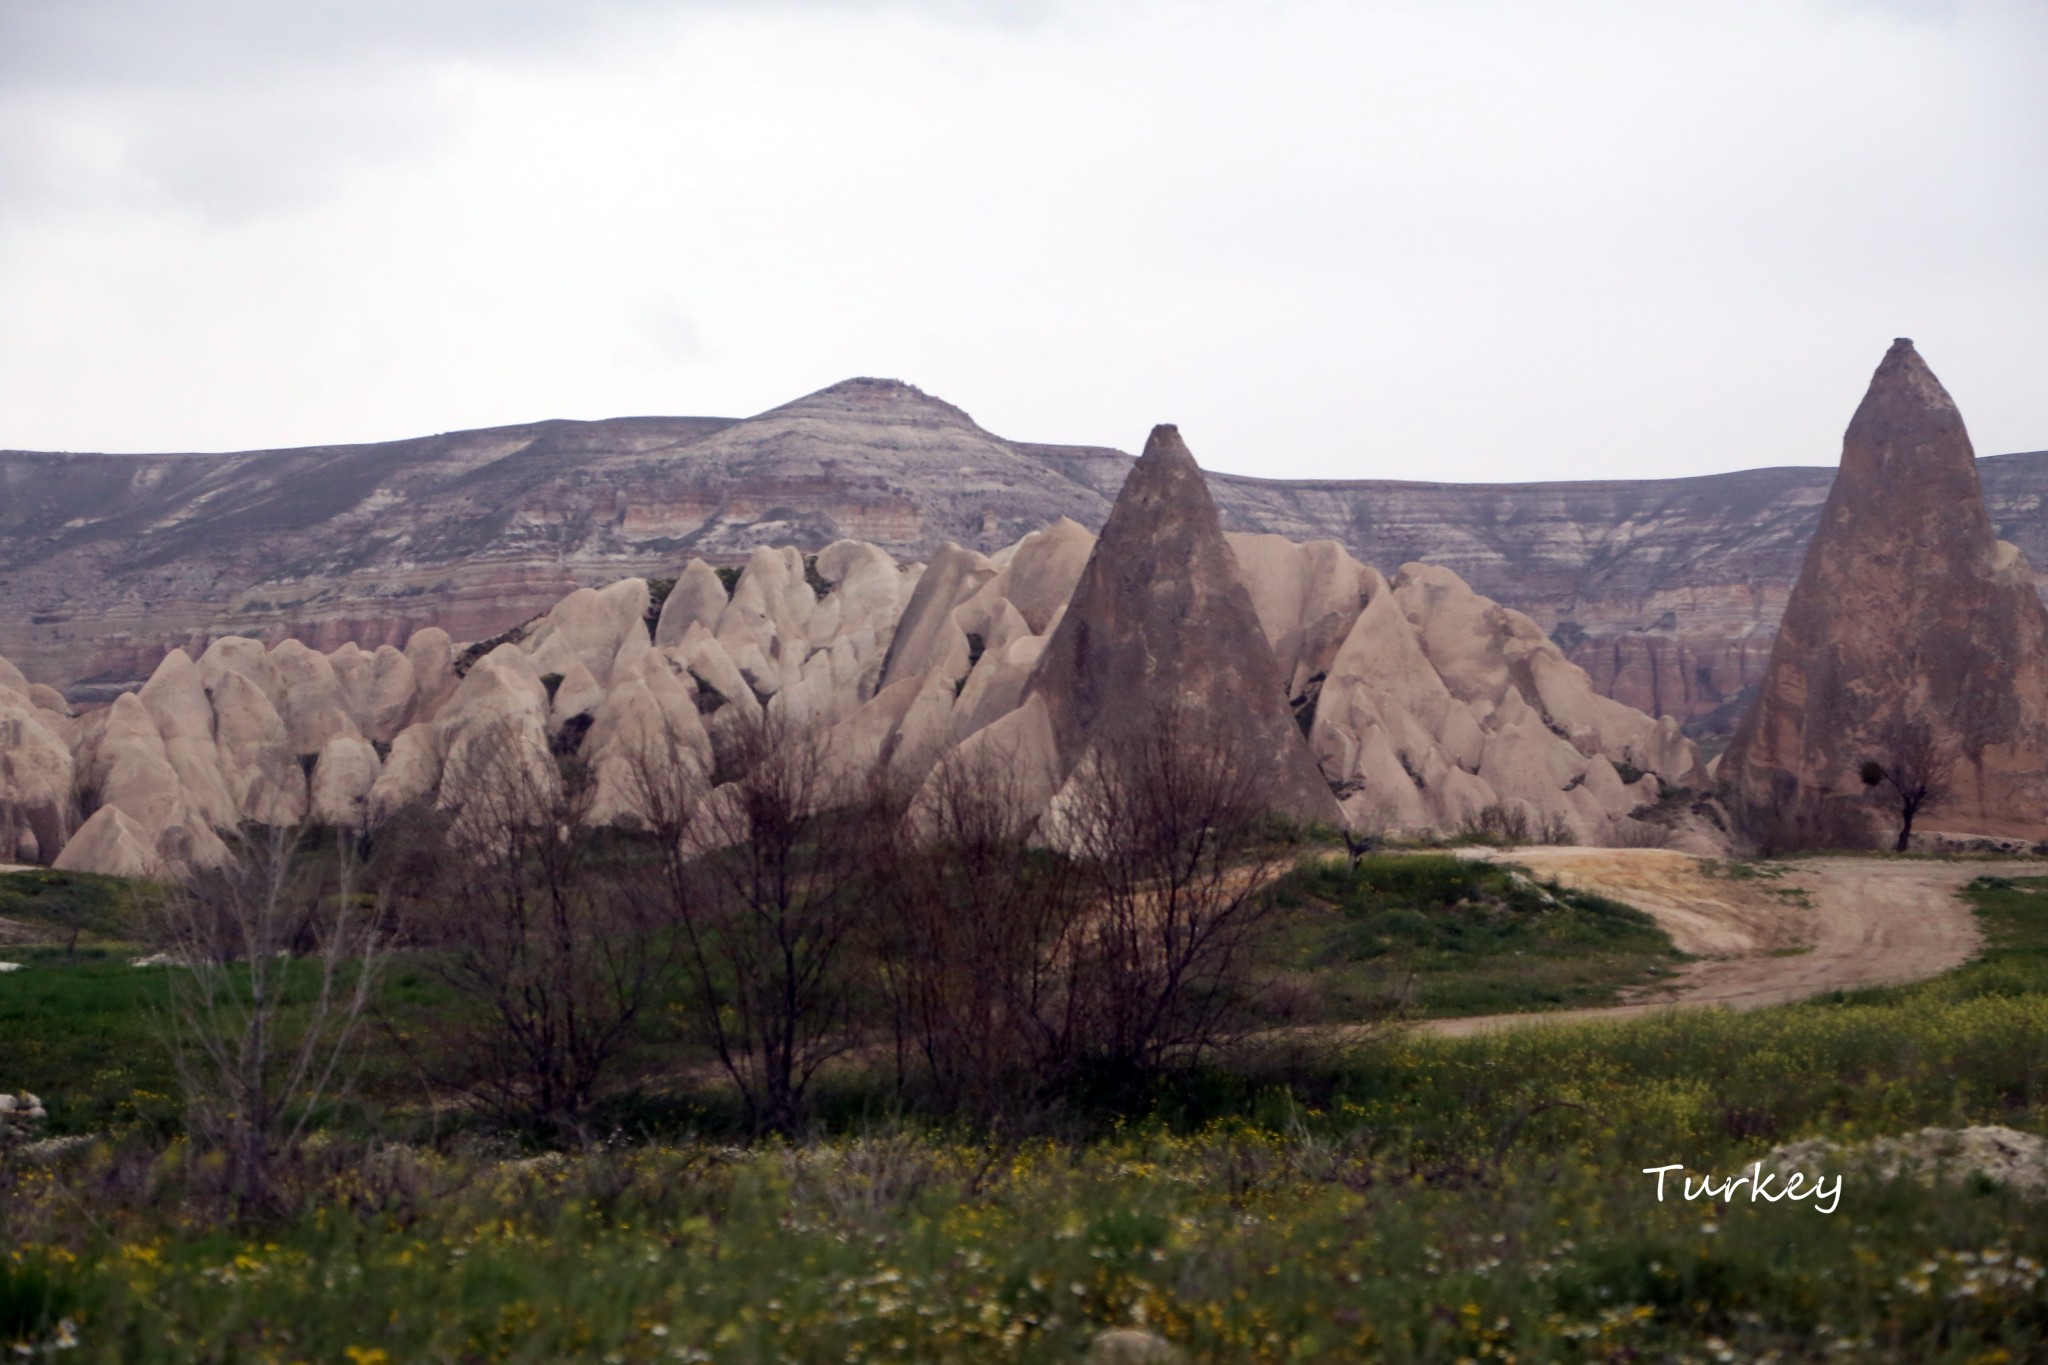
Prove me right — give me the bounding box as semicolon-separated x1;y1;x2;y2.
1263;854;1684;1019
2;861;2046;1361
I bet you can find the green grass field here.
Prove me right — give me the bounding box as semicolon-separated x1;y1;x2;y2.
1264;853;1685;1019
3;866;2046;1361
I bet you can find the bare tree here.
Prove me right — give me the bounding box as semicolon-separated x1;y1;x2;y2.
638;709;884;1134
1052;702;1289;1079
1861;720;1958;853
1340;796;1396;870
153;825;385;1212
414;723;682;1136
871;743;1086;1119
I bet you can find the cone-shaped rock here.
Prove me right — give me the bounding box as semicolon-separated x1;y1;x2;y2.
1722;339;2048;839
1023;425;1343;825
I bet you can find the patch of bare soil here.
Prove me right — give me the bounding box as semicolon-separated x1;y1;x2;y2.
1422;851;2043;1037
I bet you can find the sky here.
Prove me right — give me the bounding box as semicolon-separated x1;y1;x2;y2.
0;0;2043;482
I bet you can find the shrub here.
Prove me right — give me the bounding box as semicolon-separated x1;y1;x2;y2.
643;577;676;636
1457;802;1530;845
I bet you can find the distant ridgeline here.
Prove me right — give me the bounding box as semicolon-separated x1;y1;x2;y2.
2;375;2043;734
0;422;1710;877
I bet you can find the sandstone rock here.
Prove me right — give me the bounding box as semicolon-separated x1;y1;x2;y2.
820;676;924;784
0;687;74;863
716;548;811;693
523;578;651;690
210;669;307;826
1226;533;1374;697
26;684;70;717
138;650;238;830
76;690;229;873
268;639;363;758
367;723;444;823
807;540;906;648
666;626;760;721
965;517;1096;634
949;631;1047;745
51;806;161;879
765;651;835;731
434;644;555;814
77;693;188;837
1023;425;1342;827
653;559;731;647
0;656;28;699
546;658;606;729
581;654;714;826
884;626;971;785
308;735;382;829
877;543;993;693
331;643;416;743
198;635;279;703
1303;560;1698;843
1722;339;2048;842
925;691;1063;828
402;627;458;722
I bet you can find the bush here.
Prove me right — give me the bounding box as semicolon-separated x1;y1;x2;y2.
0;869;146;953
1456;802;1530;845
643;577;675;636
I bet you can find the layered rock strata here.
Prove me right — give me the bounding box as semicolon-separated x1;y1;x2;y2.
3;496;1707;875
8;378;2044;730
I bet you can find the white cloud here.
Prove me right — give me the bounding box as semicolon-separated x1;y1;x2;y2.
0;0;2041;479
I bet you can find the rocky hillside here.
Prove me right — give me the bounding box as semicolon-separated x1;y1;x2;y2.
2;458;1703;874
5;376;2043;729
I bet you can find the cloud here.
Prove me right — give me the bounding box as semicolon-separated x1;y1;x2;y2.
0;0;1062;89
0;0;2040;478
0;0;1069;219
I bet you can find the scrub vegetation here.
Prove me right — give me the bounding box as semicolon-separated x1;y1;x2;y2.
3;719;2045;1361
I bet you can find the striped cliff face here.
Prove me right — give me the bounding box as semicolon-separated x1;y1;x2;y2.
3;375;2043;728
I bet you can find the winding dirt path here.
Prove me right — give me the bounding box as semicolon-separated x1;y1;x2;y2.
1421;850;2043;1037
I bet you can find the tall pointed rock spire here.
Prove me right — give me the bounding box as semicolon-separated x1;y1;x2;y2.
1722;339;2048;842
1023;424;1343;825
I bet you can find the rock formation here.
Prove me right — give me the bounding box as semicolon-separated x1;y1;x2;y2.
0;426;1721;873
7;377;2043;736
0;660;73;863
1721;340;2048;842
1019;425;1343;827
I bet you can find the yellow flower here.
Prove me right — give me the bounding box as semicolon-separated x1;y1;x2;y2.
343;1348;390;1365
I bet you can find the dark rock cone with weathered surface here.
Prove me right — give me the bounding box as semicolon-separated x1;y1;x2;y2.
1722;339;2048;843
1022;425;1344;826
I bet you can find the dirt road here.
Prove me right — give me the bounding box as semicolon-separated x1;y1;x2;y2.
1423;850;2041;1036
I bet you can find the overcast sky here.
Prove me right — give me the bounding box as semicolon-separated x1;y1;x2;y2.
0;0;2042;481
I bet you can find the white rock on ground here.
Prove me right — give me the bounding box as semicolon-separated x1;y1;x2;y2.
1767;1126;2048;1195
